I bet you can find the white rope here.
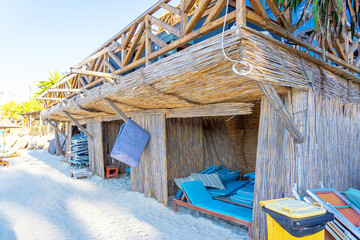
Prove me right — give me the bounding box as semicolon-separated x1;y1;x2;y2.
221;0;253;76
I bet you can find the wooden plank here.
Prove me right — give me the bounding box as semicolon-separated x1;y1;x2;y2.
70;68;121;80
148;32;168;48
185;0;212;34
148;15;181;37
160;2;181;16
102;98;129;122
166;102;254;118
62;110;93;139
133;39;146;62
204;0;226;25
236;0;246;26
87;122;105;178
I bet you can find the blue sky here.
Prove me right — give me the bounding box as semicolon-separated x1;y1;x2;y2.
0;0;158;102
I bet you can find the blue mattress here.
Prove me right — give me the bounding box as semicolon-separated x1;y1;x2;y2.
181;181;252;222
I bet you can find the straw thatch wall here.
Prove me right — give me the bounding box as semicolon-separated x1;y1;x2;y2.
130;114;168;206
252;89;360;239
166;114;259;195
102;120;128;173
226;101;260;174
88;122;105;178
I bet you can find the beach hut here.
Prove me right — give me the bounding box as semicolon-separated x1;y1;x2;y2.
38;1;360;238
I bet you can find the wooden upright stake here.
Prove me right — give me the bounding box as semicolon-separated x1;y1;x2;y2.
62;110;93;139
236;0;247;26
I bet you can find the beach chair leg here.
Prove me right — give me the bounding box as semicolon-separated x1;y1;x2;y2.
173;201;178;212
248;225;251;239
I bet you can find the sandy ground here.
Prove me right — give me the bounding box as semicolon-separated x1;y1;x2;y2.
0;150;248;240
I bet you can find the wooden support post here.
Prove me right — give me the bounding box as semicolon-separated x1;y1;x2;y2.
43;118;68;139
87;122;105;178
256;81;304;143
102;98;129;122
145;16;151;67
180;0;188;37
121;33;126;67
62;110;93;139
236;0;246;26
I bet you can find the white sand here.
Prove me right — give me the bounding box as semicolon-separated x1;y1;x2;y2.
0;150;248;240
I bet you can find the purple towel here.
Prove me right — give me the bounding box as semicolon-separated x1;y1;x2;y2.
110;119;150;167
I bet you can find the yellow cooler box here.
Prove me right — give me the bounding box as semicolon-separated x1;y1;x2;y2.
260;198;334;240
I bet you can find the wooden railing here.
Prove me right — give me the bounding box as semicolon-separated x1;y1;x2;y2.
39;0;360;108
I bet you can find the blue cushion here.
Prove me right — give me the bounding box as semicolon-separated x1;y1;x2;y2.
207;180;248;197
219;171;239;183
215;165;223;172
200;165;216;174
196;200;253;222
110;119;150;167
181;181;213;205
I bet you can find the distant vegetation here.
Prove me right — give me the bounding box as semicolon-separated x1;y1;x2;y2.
1;70;63;121
1;99;42;120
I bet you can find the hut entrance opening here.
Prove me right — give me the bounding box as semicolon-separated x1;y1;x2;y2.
166;101;260;197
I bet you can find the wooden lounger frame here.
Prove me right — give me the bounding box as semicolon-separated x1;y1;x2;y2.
0;161;9;168
173;191;252;238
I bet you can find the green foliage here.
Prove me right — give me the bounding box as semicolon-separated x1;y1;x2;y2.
277;0;360;39
34;70;64;97
1;99;42;120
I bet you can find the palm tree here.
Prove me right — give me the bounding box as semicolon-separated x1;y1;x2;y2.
34;70;64;97
278;0;359;38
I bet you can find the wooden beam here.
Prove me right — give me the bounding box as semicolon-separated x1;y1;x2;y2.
38;97;66;101
104;59;116;72
123;21;146;66
236;0;247;26
145;17;151;67
148;15;181;37
185;0;212;34
180;0;188;36
256;81;304;143
108;51;122;69
43;118;68;139
102;98;129;122
248;0;269;20
70;68;121;80
47;89;82;93
123;23;138;50
73;44;115;69
62;110;93;139
134;39;146;62
166;102;254;118
148;32;168;48
121;33;127;67
204;0;226;25
160;2;181;16
184;0;197;13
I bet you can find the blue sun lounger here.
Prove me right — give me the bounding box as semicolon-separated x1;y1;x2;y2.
173;181;252;237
